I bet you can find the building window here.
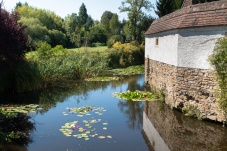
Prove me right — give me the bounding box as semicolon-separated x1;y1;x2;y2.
155;37;159;46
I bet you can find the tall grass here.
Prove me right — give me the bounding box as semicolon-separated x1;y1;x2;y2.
0;61;41;93
36;53;109;86
0;42;144;93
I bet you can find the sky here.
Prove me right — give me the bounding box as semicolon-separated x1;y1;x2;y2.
2;0;157;21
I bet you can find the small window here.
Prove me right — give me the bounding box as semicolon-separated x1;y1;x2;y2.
155;38;159;46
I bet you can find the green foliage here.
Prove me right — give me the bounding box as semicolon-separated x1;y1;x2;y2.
0;61;41;93
110;65;144;75
89;23;107;45
16;5;67;47
35;41;68;59
33;53;108;86
155;0;183;17
78;3;89;28
107;35;122;48
108;42;144;68
113;90;164;102
85;76;121;81
0;108;34;144
100;11;114;35
182;105;201;119
119;0;153;41
209;38;227;112
109;14;120;35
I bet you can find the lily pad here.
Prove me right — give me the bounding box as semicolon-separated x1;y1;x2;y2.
98;136;105;139
59;106;112;141
107;135;112;139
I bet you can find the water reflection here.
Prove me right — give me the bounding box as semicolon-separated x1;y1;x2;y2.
143;101;227;151
0;75;147;151
0;81;110;113
116;75;144;129
0;113;35;151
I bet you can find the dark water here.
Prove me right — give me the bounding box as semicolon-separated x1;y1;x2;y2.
1;75;227;151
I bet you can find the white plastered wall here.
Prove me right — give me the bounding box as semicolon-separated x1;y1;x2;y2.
145;26;227;69
145;30;179;66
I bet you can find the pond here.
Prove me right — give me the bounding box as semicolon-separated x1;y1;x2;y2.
1;75;227;151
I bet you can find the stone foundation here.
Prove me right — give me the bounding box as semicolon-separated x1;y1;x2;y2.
145;58;226;122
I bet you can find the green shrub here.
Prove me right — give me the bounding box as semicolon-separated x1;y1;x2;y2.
107;42;144;68
107;35;121;48
35;41;68;59
209;37;227;112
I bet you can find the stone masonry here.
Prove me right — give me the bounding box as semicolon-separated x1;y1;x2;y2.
145;58;226;122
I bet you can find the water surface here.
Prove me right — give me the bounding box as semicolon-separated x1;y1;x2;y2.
1;75;227;151
0;75;148;151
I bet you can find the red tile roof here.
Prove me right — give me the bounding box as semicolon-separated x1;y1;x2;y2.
145;1;227;35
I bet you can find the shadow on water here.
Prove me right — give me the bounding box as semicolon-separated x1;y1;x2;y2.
143;101;227;151
0;81;111;113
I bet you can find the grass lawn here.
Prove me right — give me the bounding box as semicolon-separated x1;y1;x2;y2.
68;46;108;53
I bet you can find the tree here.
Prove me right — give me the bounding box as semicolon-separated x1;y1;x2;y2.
137;15;154;41
109;14;120;35
155;0;219;18
100;11;113;35
155;0;177;18
15;1;28;9
78;3;88;28
16;5;67;47
0;4;29;64
89;23;107;44
0;3;31;92
119;0;153;41
70;3;94;47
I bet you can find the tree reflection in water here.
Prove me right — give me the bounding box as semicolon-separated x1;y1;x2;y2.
116;75;145;129
0;80;110;150
0;112;35;151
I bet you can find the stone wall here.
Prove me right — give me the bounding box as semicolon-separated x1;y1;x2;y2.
145;58;226;122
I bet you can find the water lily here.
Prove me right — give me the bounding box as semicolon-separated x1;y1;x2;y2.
76;125;80;129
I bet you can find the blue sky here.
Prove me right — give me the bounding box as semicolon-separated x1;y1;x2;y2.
3;0;156;21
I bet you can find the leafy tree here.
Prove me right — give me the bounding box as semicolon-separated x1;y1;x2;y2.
0;4;29;64
137;15;154;41
109;14;120;35
84;15;94;30
15;1;28;9
0;3;36;92
16;6;67;47
100;11;113;35
70;3;94;47
155;0;219;18
18;17;50;44
155;0;177;18
78;3;88;28
89;23;107;44
119;0;153;41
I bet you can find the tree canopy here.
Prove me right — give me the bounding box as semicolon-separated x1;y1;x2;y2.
155;0;220;18
119;0;153;41
0;4;28;63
